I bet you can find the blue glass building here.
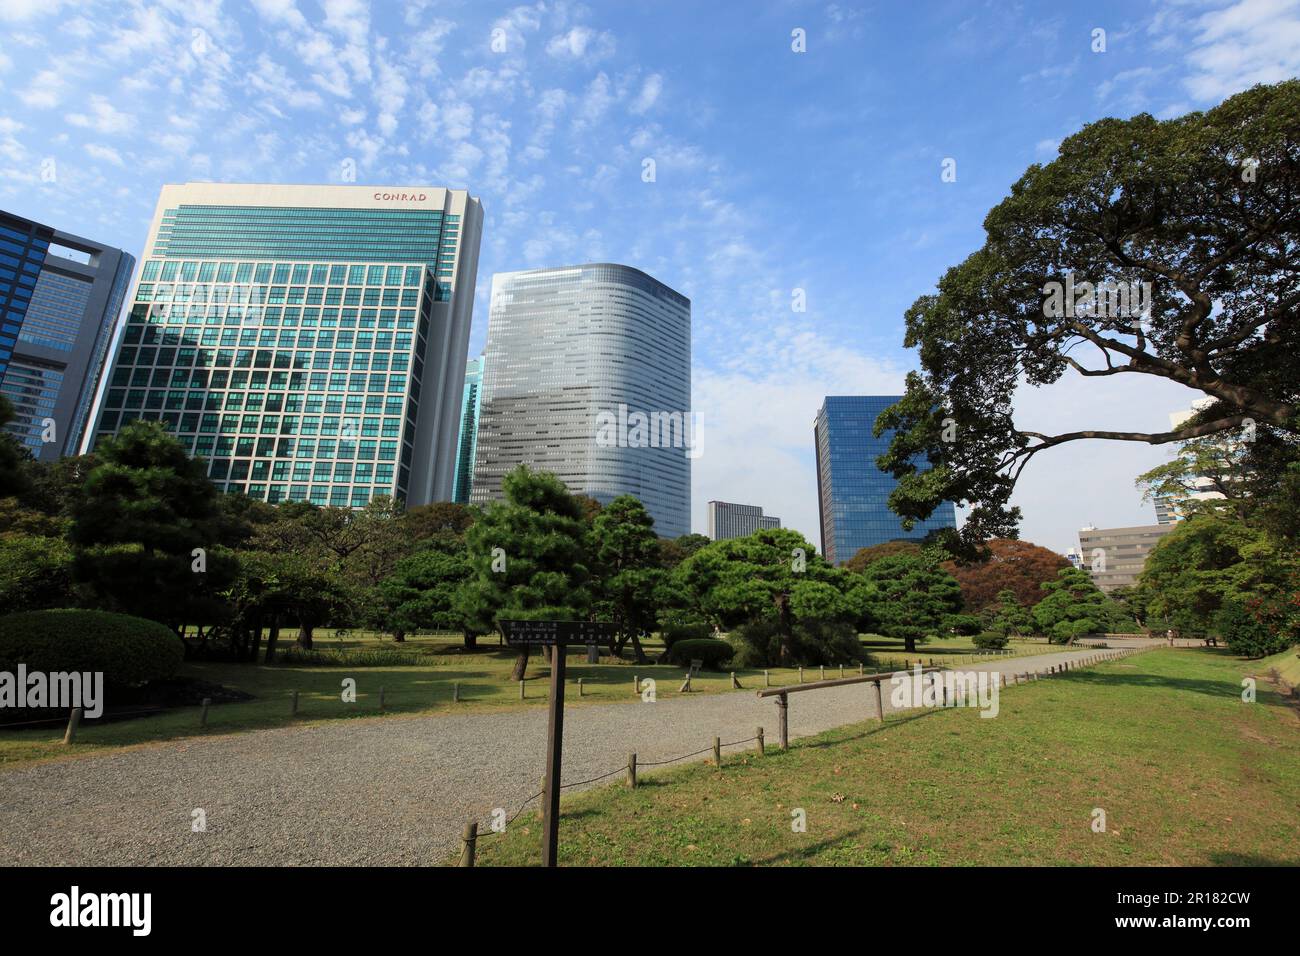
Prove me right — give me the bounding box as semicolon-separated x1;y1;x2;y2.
814;395;957;565
451;355;483;504
0;210;134;460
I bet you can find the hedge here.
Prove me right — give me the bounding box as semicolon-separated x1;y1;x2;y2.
665;638;734;670
0;609;185;686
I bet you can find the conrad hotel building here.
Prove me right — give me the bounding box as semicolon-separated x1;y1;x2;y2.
88;183;482;507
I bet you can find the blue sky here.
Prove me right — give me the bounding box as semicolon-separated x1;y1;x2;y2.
2;0;1297;551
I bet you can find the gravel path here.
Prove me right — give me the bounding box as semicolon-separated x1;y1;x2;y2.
0;642;1154;865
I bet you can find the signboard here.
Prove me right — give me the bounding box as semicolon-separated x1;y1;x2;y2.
500;620;617;648
496;619;618;867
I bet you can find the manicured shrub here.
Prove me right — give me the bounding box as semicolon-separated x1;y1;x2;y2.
273;646;427;667
665;638;734;670
659;622;714;652
972;631;1010;650
0;609;184;686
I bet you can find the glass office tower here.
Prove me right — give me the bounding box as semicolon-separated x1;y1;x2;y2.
0;210;134;461
451;355;483;504
814;395;958;565
88;183;483;506
471;263;691;538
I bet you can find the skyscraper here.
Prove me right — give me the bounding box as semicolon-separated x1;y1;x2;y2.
471;263;692;537
452;355;483;505
0;210;134;461
88;183;483;507
1077;524;1174;592
708;500;780;540
814;395;958;565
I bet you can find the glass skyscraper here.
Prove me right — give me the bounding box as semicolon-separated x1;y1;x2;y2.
451;355;483;505
814;395;958;565
0;210;134;461
471;263;691;538
88;183;483;506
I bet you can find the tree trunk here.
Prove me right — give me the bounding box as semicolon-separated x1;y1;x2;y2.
464;632;478;649
627;629;650;664
248;613;264;663
509;645;531;682
392;629;406;643
904;634;917;653
297;621;314;649
265;615;280;664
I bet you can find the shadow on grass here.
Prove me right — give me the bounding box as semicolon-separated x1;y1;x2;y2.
1207;850;1299;866
1054;669;1242;702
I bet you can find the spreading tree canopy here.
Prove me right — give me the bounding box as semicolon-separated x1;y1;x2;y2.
878;80;1300;552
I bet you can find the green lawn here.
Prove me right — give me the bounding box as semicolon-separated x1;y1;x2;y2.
468;647;1300;866
0;631;1059;768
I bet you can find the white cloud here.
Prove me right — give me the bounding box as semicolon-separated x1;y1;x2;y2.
0;0;68;21
84;143;125;166
18;68;65;108
1183;0;1300;101
630;73;662;115
67;95;137;135
546;26;615;62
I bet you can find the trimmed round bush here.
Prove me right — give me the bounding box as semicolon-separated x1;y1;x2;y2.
972;631;1010;650
665;638;734;670
0;609;185;686
660;622;715;652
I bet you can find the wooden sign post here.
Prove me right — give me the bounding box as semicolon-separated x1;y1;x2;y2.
500;620;616;867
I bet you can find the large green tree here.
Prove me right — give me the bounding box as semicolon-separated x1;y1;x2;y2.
69;420;231;632
1138;512;1296;636
675;527;863;664
850;552;963;652
877;81;1300;553
1032;568;1113;644
456;465;592;680
588;494;662;663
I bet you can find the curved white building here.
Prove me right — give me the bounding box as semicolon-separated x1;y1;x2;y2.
471;263;691;538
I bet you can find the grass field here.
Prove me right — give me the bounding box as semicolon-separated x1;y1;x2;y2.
468;647;1300;866
1260;645;1300;688
0;631;1054;767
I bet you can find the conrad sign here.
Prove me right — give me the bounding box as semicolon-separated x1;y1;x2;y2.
373;191;428;202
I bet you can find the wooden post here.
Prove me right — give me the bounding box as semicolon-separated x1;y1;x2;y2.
730;672;741;689
200;698;211;728
777;693;789;749
519;680;525;700
799;666;804;684
764;669;770;687
839;664;845;679
627;752;637;788
63;707;82;745
633;675;639;696
577;677;584;697
459;821;477;867
756;727;765;756
713;736;722;767
820;665;826;681
679;673;692;693
541;643;567;868
858;662;864;675
452;681;460;703
291;689;299;716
